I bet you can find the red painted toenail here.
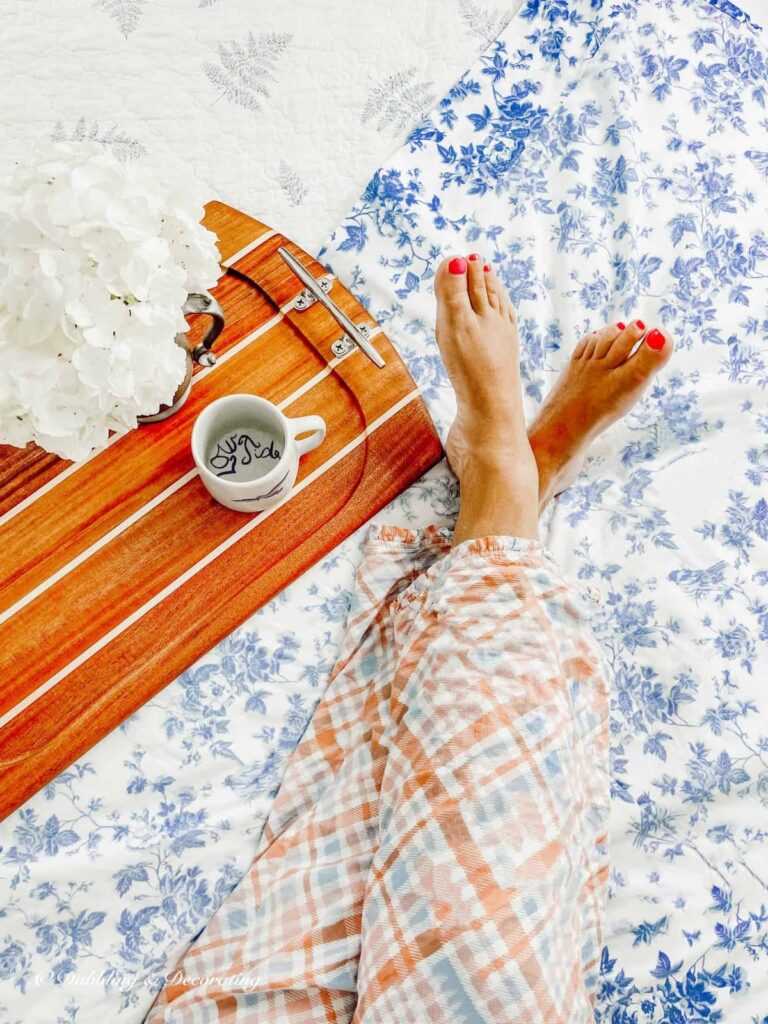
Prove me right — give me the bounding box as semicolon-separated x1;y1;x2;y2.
468;253;480;261
483;264;491;272
617;321;626;330
449;257;467;275
636;319;646;331
646;328;665;350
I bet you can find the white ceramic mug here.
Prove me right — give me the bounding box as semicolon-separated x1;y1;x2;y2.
191;394;326;513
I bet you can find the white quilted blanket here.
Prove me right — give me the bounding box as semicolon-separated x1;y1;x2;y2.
0;0;520;254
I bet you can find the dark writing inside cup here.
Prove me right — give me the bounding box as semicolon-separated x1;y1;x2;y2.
207;426;283;481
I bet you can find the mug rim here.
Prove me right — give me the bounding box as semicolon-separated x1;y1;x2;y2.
191;393;291;490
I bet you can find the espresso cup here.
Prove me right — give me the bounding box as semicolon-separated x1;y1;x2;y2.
191;394;326;513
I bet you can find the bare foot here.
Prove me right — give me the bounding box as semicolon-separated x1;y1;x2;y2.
528;319;674;511
434;254;539;544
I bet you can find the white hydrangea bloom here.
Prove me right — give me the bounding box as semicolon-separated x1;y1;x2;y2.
0;141;221;461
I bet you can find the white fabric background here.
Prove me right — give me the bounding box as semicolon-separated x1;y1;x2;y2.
0;0;528;253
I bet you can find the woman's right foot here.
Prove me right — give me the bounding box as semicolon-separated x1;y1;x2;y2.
528;319;674;511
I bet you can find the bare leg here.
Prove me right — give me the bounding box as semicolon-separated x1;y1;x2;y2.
433;254;539;545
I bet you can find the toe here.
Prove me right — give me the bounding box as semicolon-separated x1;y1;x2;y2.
573;330;591;359
466;253;490;314
435;256;472;310
482;263;504;312
583;331;599;359
603;319;647;367
623;325;674;382
593;321;625;358
502;288;518;326
484;265;517;324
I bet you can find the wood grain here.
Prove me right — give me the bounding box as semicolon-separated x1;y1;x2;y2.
0;201;443;820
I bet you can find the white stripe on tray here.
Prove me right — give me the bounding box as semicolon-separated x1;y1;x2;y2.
0;388;420;731
221;227;337;311
0;328;384;627
220;228;277;267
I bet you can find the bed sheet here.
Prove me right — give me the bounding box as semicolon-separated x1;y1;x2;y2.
2;0;768;1022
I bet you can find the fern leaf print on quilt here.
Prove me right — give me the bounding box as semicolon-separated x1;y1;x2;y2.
94;0;146;37
204;32;291;111
279;161;309;207
50;118;147;161
459;0;515;43
361;68;437;138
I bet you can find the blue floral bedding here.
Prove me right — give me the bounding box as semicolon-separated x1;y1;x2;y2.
2;1;768;1021
323;2;768;1018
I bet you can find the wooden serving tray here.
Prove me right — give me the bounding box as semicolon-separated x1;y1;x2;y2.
0;201;442;821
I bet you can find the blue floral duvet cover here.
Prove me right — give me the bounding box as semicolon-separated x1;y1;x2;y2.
322;1;768;1019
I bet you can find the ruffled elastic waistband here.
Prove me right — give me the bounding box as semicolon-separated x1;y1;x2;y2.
364;523;553;564
355;523;597;624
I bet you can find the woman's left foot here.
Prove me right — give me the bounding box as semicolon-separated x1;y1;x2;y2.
528;319;674;511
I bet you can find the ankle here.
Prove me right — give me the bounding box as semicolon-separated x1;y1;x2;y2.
452;448;539;545
461;446;533;476
456;406;525;449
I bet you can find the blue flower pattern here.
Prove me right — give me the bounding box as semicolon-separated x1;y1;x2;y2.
2;0;768;1021
320;1;768;1018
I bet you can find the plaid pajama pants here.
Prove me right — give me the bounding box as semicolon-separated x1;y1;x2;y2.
147;526;609;1024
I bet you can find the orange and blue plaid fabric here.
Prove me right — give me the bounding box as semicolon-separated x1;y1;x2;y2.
148;525;609;1024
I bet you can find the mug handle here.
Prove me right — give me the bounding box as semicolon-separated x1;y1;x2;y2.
290;415;326;457
183;292;225;367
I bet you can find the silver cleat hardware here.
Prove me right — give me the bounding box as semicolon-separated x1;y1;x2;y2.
278;247;385;368
331;324;374;358
293;276;333;311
